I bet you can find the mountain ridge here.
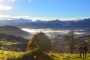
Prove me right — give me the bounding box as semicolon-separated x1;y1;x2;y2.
0;18;90;30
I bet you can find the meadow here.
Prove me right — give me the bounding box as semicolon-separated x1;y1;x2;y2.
0;41;18;46
0;50;90;60
0;50;24;60
47;52;90;60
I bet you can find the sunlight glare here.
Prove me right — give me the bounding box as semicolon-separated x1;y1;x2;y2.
0;0;3;2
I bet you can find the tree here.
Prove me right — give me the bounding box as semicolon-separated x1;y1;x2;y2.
51;34;65;52
28;32;51;52
66;31;75;54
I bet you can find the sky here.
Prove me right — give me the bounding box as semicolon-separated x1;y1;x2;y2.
0;0;90;21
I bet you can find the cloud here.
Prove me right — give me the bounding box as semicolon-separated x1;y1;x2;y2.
0;15;30;20
13;16;30;19
0;5;12;10
0;15;11;20
0;15;10;17
26;17;85;21
0;15;89;21
7;0;15;2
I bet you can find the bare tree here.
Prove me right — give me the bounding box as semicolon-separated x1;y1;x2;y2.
66;31;75;54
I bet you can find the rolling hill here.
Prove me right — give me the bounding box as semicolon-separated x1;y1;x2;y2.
0;25;31;38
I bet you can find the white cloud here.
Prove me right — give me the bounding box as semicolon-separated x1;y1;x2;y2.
7;0;15;2
13;16;30;19
27;17;84;21
0;5;12;10
0;15;30;20
0;15;10;17
0;15;11;20
0;15;89;21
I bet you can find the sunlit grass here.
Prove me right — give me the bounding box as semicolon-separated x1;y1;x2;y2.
0;41;18;45
0;50;90;60
47;52;90;60
0;50;24;60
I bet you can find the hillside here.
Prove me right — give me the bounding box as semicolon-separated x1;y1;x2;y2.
0;25;31;38
0;33;28;51
0;33;28;43
78;35;90;44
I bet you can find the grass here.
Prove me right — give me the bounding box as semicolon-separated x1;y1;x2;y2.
0;50;24;60
0;40;27;52
47;52;90;60
0;41;18;45
0;50;90;60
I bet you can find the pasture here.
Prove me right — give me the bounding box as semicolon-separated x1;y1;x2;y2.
0;50;90;60
0;50;24;60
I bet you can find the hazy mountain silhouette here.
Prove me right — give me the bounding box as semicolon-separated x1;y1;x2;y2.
0;18;90;30
69;18;90;29
0;25;31;38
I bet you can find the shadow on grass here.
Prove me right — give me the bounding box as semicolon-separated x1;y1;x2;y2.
41;53;53;60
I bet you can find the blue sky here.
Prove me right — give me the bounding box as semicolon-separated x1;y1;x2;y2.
0;0;90;21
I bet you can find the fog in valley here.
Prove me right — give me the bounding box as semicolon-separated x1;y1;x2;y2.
22;28;88;38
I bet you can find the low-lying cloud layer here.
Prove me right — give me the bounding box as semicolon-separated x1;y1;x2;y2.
0;15;88;21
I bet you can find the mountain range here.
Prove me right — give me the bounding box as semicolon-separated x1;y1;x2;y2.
0;18;90;30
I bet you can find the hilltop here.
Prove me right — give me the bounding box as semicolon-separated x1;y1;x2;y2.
0;25;31;38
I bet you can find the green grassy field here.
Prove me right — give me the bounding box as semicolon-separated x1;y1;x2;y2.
47;52;90;60
0;40;27;52
0;41;18;45
0;50;90;60
0;39;90;60
0;50;24;60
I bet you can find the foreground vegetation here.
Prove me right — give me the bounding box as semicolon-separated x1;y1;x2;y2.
0;32;90;60
0;50;24;60
47;52;90;60
0;50;90;60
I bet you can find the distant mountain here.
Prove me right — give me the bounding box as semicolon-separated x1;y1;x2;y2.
0;33;28;43
0;19;32;26
68;18;90;30
22;20;63;29
35;20;43;23
0;18;90;30
0;25;31;38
